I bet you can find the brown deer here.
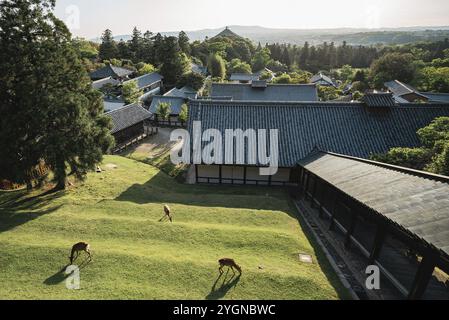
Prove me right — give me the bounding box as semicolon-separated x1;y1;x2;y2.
69;242;92;264
160;204;172;222
219;258;242;276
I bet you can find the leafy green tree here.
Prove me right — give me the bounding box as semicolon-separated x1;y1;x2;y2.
72;38;98;60
156;102;172;120
177;72;205;91
99;29;118;61
0;0;114;189
318;86;343;101
251;48;271;72
417;67;449;92
136;62;156;76
208;53;226;80
272;73;292;84
228;58;252;75
178;104;189;124
122;81;143;104
371;117;449;175
370;52;416;88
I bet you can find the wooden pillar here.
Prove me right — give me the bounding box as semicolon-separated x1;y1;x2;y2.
329;194;338;231
219;165;222;184
344;210;357;248
310;175;318;208
369;224;387;264
195;165;199;184
408;250;438;300
243;166;247;185
268;173;272;186
304;171;310;200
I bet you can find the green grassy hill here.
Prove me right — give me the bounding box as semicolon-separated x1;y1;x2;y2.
0;156;348;299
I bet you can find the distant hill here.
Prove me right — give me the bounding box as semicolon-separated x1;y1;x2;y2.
92;25;449;46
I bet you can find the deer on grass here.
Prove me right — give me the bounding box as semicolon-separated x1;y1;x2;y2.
159;204;173;222
69;242;92;264
218;258;242;276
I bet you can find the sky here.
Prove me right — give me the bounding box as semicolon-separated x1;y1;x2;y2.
54;0;449;39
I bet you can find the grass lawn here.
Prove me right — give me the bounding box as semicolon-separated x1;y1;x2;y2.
0;155;349;300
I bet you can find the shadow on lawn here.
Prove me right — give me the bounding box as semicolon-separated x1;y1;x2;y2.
114;170;289;210
0;189;64;233
206;270;241;300
44;257;92;286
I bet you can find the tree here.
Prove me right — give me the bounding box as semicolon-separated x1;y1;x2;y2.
251;48;271;72
272;73;292;84
178;104;189;124
177;72;205;91
121;81;143;104
178;31;191;55
136;62;156;76
208;53;226;80
370;52;416;88
0;0;114;189
371;117;449;175
129;27;142;62
159;36;189;85
99;29;118;61
156;102;172;120
228;58;252;75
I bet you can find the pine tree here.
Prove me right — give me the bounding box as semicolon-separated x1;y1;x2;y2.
178;31;191;55
99;29;118;61
0;0;114;189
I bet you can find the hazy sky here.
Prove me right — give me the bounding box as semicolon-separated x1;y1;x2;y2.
54;0;449;39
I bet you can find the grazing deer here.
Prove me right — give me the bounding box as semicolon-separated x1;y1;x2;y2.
163;204;172;222
69;242;92;264
219;258;242;276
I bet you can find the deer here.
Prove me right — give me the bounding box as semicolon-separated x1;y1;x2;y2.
69;242;92;265
159;204;173;222
218;258;242;276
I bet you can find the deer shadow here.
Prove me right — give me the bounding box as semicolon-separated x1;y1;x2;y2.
205;269;241;300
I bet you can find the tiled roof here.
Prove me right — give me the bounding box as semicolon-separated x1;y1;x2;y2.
164;86;198;99
149;96;186;115
103;97;126;112
123;72;163;90
92;77;120;90
212;27;242;39
422;93;449;104
191;63;207;75
230;73;260;82
298;150;449;257
362;93;396;107
90;65;134;80
106;104;151;134
310;73;335;86
211;83;318;102
187;100;449;167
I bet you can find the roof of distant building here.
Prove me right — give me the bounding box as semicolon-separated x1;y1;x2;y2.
106;103;152;134
149;96;186;115
211;83;318;102
123;72;163;90
90;64;134;80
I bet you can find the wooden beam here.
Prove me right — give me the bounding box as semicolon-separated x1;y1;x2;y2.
369;224;387;264
408;250;438;300
243;166;247;185
195;165;199;184
329;194;338;231
219;165;222;184
344;210;357;248
310;174;317;208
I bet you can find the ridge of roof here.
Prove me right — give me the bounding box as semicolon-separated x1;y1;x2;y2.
302;149;449;184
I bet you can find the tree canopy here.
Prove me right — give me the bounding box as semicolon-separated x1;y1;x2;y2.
0;0;114;189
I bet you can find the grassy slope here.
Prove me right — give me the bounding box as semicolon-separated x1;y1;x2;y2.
0;156;348;300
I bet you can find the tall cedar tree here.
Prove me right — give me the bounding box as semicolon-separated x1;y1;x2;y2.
159;36;188;85
0;0;114;189
99;29;118;61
